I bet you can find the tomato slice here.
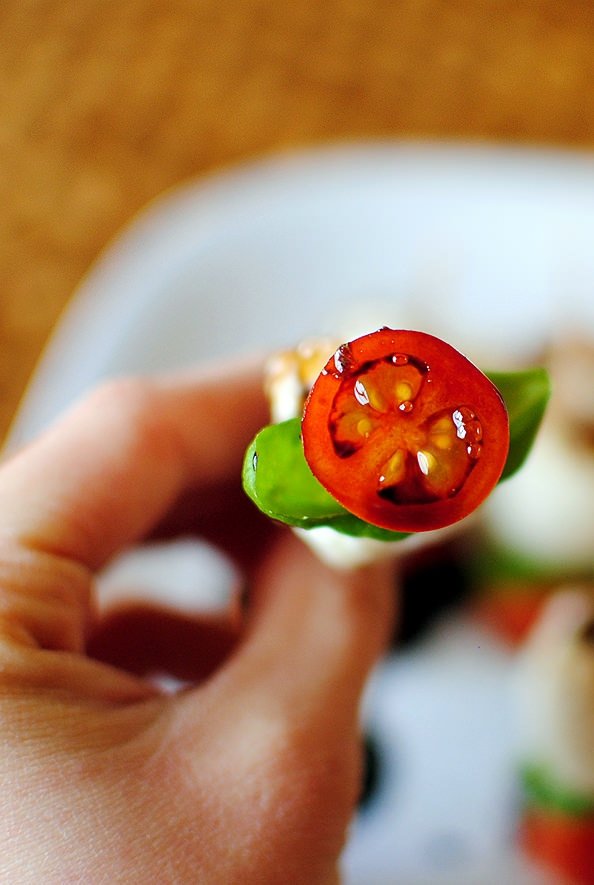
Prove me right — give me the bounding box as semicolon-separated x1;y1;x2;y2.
302;328;510;533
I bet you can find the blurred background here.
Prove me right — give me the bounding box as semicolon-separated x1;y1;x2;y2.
1;3;594;883
3;0;594;441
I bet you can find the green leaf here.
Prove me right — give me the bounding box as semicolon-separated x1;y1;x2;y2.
520;764;594;818
243;419;344;525
242;419;409;540
486;367;551;481
321;514;409;541
242;367;550;538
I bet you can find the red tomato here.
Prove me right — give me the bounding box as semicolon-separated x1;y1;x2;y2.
302;328;510;533
520;809;594;884
471;587;548;647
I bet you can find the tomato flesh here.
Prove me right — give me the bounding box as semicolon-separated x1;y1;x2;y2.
302;328;510;533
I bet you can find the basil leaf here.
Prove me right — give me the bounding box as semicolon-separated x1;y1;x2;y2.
243;367;550;538
242;419;409;540
520;763;594;817
487;367;551;481
321;514;409;541
243;418;344;525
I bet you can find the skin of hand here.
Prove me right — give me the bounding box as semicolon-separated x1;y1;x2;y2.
0;358;397;885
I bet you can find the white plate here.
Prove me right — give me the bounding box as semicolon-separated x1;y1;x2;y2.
8;140;594;447
9;141;592;883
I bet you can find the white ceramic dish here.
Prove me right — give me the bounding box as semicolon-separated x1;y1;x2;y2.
9;141;593;883
8;140;594;447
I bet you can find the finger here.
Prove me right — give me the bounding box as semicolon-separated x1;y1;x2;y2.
87;537;243;684
0;542;93;652
168;532;398;871
178;531;398;733
0;355;268;571
87;605;241;685
0;356;267;670
243;533;398;720
148;478;282;577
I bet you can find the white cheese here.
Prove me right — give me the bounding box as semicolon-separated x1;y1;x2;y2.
484;419;594;570
513;588;594;794
294;524;454;570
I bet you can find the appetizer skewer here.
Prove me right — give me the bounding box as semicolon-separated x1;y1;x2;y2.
515;589;594;884
245;326;549;568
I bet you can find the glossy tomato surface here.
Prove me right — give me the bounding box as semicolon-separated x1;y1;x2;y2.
302;328;510;533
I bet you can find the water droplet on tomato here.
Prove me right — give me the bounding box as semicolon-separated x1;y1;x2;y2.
354;379;370;406
392;353;409;366
417;450;432;475
452;406;482;443
399;400;414;413
332;343;356;377
452;410;466;438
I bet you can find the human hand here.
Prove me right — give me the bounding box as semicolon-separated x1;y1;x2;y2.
0;359;397;884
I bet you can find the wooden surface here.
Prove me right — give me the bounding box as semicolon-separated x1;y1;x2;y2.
2;0;594;442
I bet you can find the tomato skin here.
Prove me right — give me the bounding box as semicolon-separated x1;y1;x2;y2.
302;328;510;533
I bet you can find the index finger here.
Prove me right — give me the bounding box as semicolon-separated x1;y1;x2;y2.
0;356;268;572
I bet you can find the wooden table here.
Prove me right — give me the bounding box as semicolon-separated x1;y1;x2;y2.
2;0;594;442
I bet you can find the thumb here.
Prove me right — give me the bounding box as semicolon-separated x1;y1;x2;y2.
169;531;399;884
243;531;398;722
178;531;398;736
